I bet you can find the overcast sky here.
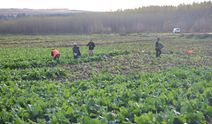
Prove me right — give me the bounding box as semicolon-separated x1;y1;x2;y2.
1;0;211;11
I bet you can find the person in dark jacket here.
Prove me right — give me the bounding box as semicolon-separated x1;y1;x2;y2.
72;43;81;59
155;37;164;58
87;40;95;56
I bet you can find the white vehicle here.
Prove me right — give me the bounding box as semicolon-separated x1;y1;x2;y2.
173;28;181;33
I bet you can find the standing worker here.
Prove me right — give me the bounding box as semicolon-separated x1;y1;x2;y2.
51;48;60;63
155;37;164;58
73;43;81;59
87;40;95;56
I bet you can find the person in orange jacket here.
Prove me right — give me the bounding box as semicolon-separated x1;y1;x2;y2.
51;48;60;62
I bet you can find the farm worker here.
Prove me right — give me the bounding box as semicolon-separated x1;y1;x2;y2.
87;40;95;56
73;43;81;59
51;48;60;62
186;50;193;55
155;37;164;58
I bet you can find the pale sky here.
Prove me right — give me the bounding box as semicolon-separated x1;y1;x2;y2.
0;0;211;11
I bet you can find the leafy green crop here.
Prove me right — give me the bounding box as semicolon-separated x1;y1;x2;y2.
0;33;211;123
0;67;211;123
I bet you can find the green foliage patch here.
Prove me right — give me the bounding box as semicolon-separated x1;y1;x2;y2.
0;67;211;123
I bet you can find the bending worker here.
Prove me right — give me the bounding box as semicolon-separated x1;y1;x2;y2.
73;43;81;59
51;48;60;62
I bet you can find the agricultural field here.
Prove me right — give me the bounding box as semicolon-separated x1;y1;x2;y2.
0;33;212;124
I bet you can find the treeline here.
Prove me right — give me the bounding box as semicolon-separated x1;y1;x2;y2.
0;1;211;34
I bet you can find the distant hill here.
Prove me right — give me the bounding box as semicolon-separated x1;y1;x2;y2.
0;9;91;19
0;2;211;34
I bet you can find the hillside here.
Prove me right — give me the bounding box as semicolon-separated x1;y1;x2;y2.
0;9;90;19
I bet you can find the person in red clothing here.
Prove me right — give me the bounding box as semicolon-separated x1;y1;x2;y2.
51;48;60;62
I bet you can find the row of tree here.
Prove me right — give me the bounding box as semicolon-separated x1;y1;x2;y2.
0;1;211;34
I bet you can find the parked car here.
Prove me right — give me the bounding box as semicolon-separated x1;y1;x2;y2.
173;28;181;33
